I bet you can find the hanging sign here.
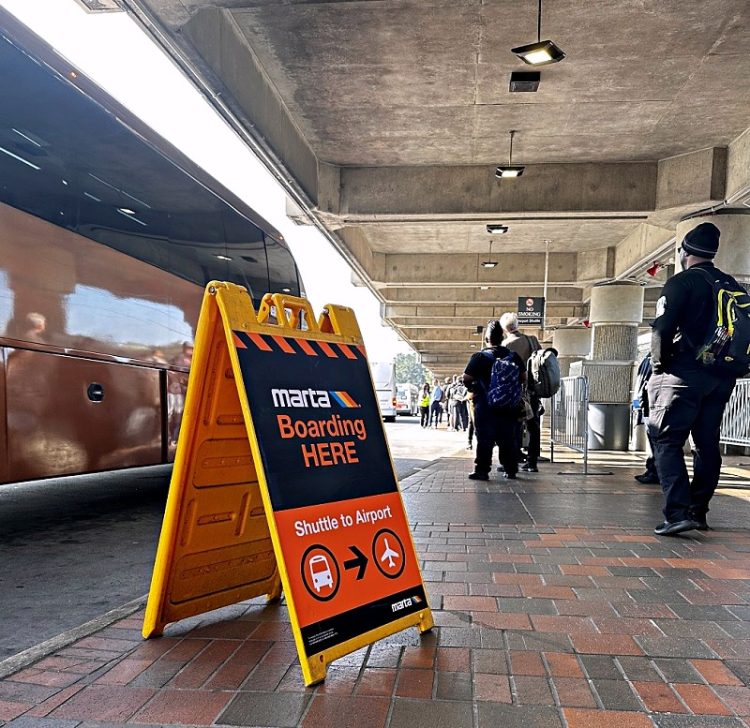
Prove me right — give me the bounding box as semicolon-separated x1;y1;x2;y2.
142;282;432;685
517;296;545;326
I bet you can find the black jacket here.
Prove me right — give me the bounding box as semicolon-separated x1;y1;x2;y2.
651;262;718;373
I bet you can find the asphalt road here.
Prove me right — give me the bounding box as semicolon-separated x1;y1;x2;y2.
0;416;466;661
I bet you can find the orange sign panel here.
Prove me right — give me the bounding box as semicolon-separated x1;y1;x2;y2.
143;283;432;685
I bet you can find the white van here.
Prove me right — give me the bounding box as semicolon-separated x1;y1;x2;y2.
370;361;397;422
396;383;419;416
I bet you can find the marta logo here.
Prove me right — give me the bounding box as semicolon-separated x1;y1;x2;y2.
271;388;359;409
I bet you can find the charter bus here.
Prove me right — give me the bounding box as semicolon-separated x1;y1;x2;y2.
370;361;397;423
0;11;304;484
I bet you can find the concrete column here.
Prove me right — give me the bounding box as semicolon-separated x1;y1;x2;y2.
676;210;750;286
551;328;591;377
572;282;644;450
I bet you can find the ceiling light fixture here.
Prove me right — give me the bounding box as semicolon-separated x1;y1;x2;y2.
479;286;490;290
215;254;233;262
481;240;498;269
511;0;566;66
117;207;135;215
486;224;509;234
495;130;525;179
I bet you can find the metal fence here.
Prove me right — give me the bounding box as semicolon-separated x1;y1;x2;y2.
549;376;590;475
720;378;750;447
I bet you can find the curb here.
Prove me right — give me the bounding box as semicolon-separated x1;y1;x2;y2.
0;594;147;679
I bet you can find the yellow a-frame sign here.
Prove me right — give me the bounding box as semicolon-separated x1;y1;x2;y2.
143;282;433;685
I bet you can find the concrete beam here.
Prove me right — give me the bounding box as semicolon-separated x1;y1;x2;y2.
576;247;615;284
184;6;320;201
726;127;750;200
656;147;727;210
388;309;585;326
382;253;577;286
380;286;584;304
614;223;676;278
338;163;656;218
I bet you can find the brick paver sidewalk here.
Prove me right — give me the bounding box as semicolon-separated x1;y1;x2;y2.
1;454;749;727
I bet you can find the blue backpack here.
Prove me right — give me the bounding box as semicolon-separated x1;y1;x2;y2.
483;351;522;410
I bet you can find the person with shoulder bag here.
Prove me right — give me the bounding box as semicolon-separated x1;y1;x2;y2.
501;312;542;472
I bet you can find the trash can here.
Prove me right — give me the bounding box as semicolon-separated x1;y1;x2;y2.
588;403;630;450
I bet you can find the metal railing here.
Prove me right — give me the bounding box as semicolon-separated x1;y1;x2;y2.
720;378;750;447
549;376;590;474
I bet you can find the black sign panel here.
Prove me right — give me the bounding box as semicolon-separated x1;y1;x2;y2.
233;331;396;511
517;296;545;326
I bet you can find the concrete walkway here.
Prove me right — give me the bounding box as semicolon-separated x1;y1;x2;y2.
1;451;750;728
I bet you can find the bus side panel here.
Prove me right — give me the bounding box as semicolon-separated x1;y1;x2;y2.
5;349;162;482
0;348;7;483
0;201;201;366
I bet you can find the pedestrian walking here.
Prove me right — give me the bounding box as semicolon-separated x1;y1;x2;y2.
648;222;749;536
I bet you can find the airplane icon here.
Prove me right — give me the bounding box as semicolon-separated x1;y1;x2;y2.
380;538;400;569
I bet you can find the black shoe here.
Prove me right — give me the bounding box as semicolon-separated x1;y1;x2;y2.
521;463;538;473
468;472;489;481
503;472;517;480
654;520;700;536
497;465;505;473
635;473;660;484
688;513;711;531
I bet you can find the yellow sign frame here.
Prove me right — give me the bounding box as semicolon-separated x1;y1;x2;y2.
143;282;433;685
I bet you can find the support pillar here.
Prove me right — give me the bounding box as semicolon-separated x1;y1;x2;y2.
551;328;591;377
571;282;644;450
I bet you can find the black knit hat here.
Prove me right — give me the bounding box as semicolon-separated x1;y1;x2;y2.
681;222;720;259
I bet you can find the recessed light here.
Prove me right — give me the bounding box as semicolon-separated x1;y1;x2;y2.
486;224;509;234
215;254;232;261
481;261;498;269
281;287;291;293
509;70;541;92
480;286;490;290
117;207;135;215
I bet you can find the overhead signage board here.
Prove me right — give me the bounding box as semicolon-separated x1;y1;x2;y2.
517;296;545;326
143;282;432;685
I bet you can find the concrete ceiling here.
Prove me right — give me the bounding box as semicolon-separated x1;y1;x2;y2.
125;0;750;373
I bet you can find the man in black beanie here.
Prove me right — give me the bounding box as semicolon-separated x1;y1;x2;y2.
648;221;739;535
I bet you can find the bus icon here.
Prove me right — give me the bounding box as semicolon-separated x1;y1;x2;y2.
309;554;334;592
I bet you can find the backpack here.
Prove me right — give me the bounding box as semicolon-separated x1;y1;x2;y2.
528;348;561;398
693;267;750;377
484;351;522;410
